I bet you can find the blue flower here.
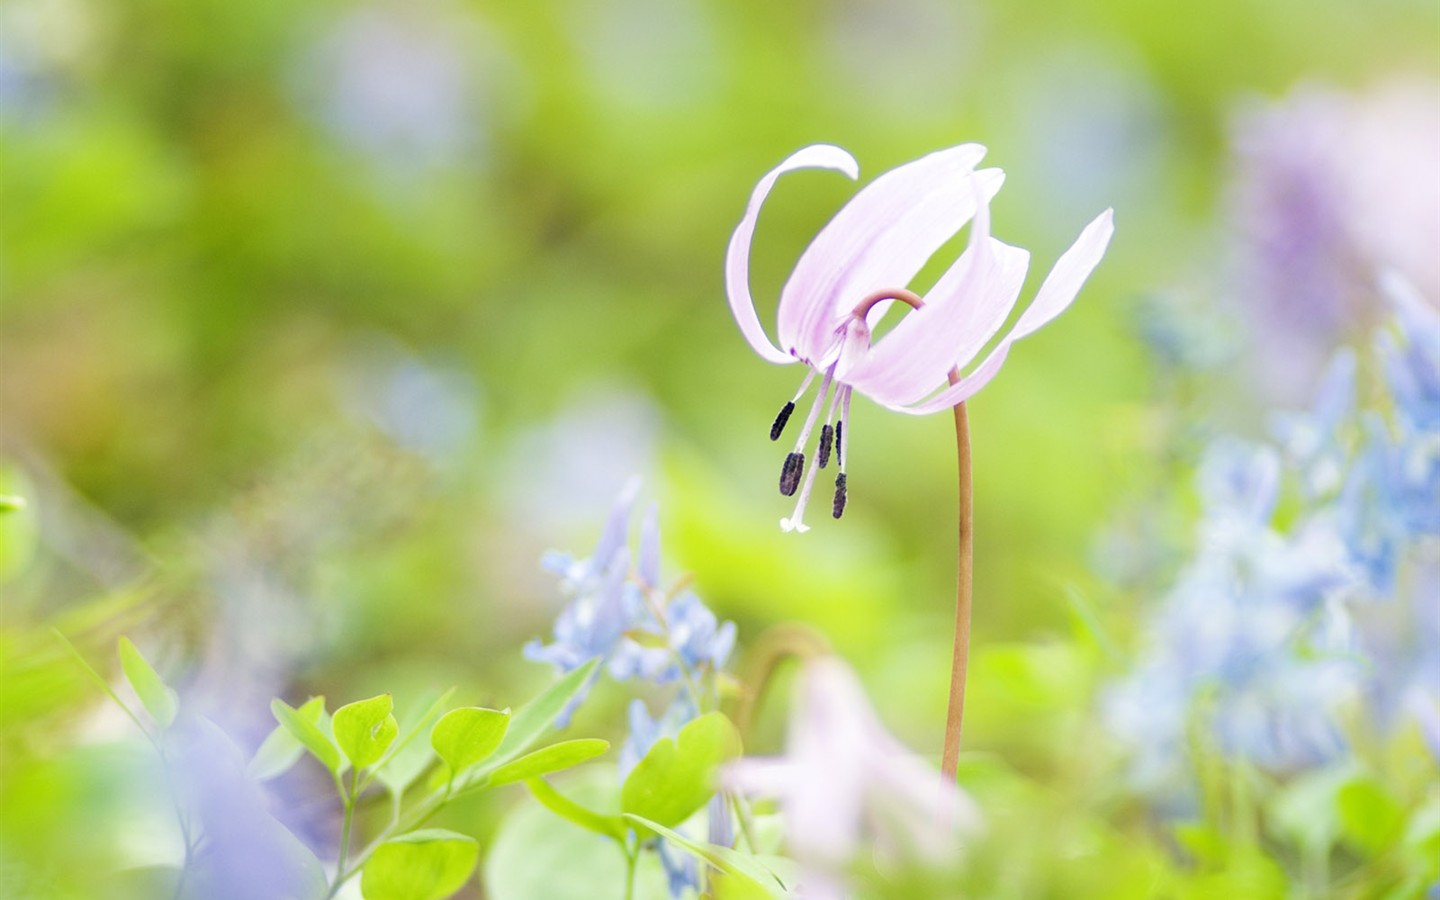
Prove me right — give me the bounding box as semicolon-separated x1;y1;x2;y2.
526;480;737;727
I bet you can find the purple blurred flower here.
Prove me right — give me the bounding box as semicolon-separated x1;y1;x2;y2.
726;657;980;898
1228;80;1440;401
173;719;326;900
727;143;1113;531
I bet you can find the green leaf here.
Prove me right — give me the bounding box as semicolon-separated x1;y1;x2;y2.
524;778;626;841
271;697;342;774
622;814;785;898
118;636;178;729
621;712;741;832
377;687;456;796
334;694;400;770
53;628;148;735
249;696;326;781
1338;775;1405;853
360;829;479;900
487;660;598;768
485;739;610;788
431;707;510;776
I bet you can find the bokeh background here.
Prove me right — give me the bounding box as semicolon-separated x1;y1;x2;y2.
2;0;1437;896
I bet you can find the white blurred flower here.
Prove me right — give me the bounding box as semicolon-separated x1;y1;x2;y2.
727;656;980;899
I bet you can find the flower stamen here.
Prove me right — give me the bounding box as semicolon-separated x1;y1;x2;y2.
770;370;817;441
781;377;841;533
833;386;852;518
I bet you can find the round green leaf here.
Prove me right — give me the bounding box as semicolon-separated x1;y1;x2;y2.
334;694;399;770
431;707;510;775
361;829;479;900
622;712;741;832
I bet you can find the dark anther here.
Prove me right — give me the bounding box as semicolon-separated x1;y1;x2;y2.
779;452;805;496
770;402;795;441
834;421;844;463
817;425;833;468
832;473;848;519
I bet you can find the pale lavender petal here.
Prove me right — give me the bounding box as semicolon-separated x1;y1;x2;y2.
723;757;795;796
882;343;1012;416
777;147;995;363
726;145;860;365
843;236;1029;403
1008;208;1115;341
873;207;1114;415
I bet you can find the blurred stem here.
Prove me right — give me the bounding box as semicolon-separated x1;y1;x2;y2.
941;391;973;782
623;843;639;900
329;770;358;897
729;790;759;852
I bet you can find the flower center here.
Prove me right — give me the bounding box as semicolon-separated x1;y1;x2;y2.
765;288;923;532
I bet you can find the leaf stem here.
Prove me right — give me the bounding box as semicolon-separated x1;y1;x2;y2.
328;770;357;898
940;393;974;782
623;845;639;900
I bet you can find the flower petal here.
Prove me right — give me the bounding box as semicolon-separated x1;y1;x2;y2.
882;342;1012;415
777;146;994;363
876;207;1114;415
726;145;859;365
1008;208;1115;341
842;236;1030;403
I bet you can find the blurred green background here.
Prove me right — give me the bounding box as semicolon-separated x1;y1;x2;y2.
2;0;1437;895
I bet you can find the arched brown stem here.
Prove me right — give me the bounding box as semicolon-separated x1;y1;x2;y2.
851;288;925;320
940;372;972;782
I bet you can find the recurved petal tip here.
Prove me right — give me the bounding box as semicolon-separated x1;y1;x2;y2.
726;146;860;366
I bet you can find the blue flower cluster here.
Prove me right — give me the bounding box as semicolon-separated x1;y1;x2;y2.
525;479;738;896
1107;278;1440;794
525;480;736;722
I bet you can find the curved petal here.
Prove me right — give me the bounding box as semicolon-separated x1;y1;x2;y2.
1009;208;1115;341
777;145;994;362
880;207;1115;416
726;145;859;365
842;236;1029;402
881;343;1012;416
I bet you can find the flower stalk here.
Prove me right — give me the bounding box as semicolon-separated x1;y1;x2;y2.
941;388;973;781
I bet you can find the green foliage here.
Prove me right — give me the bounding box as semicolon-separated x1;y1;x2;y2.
376;688;457;796
130;668;174;729
249;696;327;781
334;693;400;771
429;706;509;777
271;697;342;775
486;661;599;769
523;777;626;841
623;814;786;899
486;739;610;787
621;712;741;833
360;829;479;900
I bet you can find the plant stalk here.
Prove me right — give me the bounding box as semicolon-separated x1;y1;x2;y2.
940;389;974;781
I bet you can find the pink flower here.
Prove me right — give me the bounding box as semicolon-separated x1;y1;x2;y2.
726;144;1113;531
726;657;981;898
